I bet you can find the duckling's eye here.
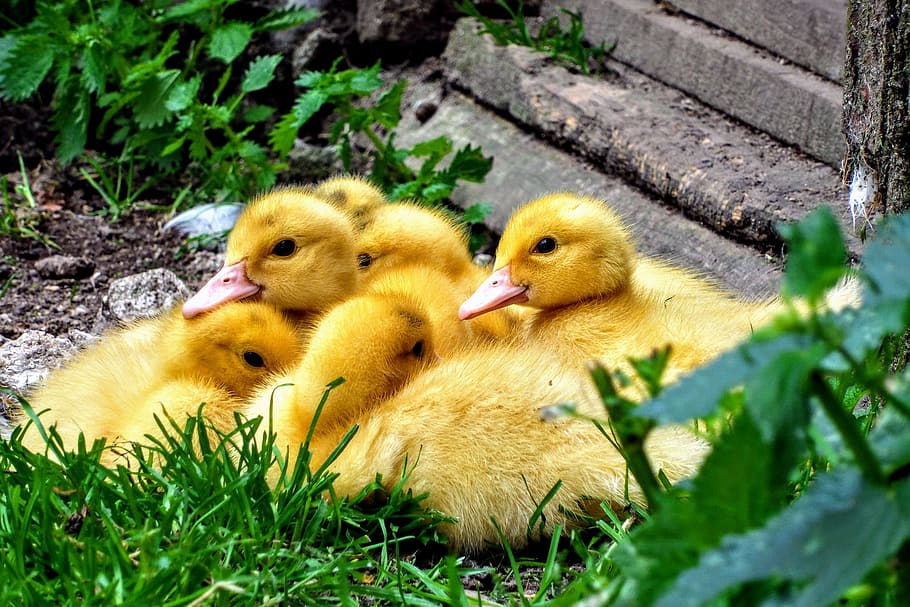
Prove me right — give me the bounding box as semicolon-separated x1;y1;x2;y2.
410;340;425;358
532;237;557;254
272;239;296;257
357;253;373;268
243;351;265;368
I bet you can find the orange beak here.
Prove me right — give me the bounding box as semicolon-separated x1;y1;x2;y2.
459;265;529;320
182;260;261;318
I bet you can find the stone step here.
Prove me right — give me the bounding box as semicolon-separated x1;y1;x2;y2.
441;18;859;258
666;0;846;83
542;0;844;168
396;84;783;299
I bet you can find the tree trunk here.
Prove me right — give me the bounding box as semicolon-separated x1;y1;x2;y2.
843;0;910;223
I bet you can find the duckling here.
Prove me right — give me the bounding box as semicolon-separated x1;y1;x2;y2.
459;193;785;386
245;292;435;474
311;175;388;229
324;342;709;553
356;201;519;340
19;301;302;463
182;187;360;323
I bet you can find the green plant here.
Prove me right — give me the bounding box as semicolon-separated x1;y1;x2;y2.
558;208;910;606
79;153;156;220
0;153;57;247
457;0;613;75
0;0;318;207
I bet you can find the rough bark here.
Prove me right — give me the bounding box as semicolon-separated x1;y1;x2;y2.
843;0;910;219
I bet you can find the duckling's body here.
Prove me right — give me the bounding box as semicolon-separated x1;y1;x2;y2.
245;292;435;473
182;187;360;326
460;194;782;387
324;342;709;552
356;201;519;340
20;302;302;463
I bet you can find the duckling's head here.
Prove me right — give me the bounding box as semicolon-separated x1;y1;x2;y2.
174;301;304;398
312;175;388;229
183;188;359;318
459;193;635;319
355;202;473;282
302;292;436;404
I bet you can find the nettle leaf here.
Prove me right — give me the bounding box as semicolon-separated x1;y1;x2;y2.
243;104;275;123
255;7;320;32
80;41;106;95
209;22;253;64
372;80;405;128
0;34;55;101
53;83;90;163
447;144;493;182
860;212;910;334
614;413;778;606
242;54;282;93
165;76;201;113
134;69;180;128
652;469;910;607
420;182;454;203
349;63;383;95
777;207;847;302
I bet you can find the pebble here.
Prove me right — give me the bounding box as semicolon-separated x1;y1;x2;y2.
35;255;95;280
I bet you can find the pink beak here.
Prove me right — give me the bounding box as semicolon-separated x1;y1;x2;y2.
459;265;529;320
182;260;261;318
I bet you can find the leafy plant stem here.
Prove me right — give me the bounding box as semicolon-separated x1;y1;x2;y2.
810;371;887;485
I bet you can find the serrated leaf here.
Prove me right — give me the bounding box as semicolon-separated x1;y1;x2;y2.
420;181;453;203
53;85;90;163
860;212;910;334
269;112;301;156
209;22;252;64
134;69;179;128
349;64;383;95
0;34;55;101
778;207;847;302
254;7;320;32
165;76;201;113
237;141;266;162
242;54;282;93
447;144;493;182
652;470;910;607
410;136;451;160
372;80;405;128
80;41;105;94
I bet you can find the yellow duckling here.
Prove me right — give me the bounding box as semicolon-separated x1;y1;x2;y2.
459;193;786;385
182;187;360;324
19;302;303;463
245;292;435;474
311;175;388;228
323;342;709;553
356;201;519;340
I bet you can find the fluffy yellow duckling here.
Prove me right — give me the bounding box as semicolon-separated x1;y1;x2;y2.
19;302;303;463
356;201;518;340
182;187;360;323
311;175;388;228
459;193;787;385
324;342;709;552
245;292;435;473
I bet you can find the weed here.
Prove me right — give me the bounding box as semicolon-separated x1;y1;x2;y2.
457;0;613;75
0;154;57;248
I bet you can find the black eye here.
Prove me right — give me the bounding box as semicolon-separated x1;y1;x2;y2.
532;237;557;254
243;351;265;368
410;340;424;358
272;239;295;256
357;252;372;268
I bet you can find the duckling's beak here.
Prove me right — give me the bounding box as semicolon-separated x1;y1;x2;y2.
182;260;261;318
458;265;529;320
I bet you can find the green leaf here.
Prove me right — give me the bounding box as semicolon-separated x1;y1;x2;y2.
777;207;847;302
80;41;106;95
461;202;492;224
208;22;253;64
447;144;493;182
349;63;383;95
241;54;282;93
860;212;910;334
254;7;321;32
372;80;405;128
0;34;55;101
652;470;910;607
164;76;201;113
243;104;275;124
133;69;180;128
53;84;90;163
410;136;451;161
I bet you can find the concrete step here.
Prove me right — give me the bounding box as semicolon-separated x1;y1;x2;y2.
666;0;846;83
396;84;783;299
542;0;844;168
441;18;858;258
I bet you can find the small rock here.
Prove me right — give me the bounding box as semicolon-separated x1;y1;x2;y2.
413;98;438;123
162;202;245;239
35;255;95;280
0;330;78;394
103;268;190;325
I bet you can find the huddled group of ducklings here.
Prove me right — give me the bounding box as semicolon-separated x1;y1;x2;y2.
14;176;857;552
